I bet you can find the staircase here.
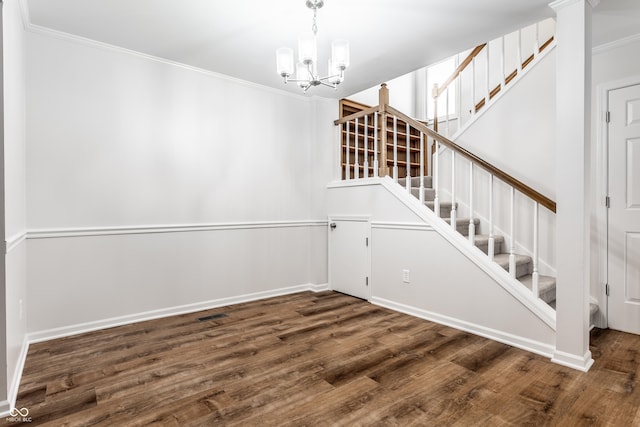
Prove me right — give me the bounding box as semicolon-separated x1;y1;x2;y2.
399;175;557;306
334;17;601;328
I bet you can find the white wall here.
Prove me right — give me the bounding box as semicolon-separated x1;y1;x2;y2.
24;26;333;337
454;48;557;199
348;73;416;114
3;0;28;409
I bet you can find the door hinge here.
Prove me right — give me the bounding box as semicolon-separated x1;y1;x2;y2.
605;111;611;123
365;276;369;286
365;237;369;247
606;283;610;296
605;196;610;208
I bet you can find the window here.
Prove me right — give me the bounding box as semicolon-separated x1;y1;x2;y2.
426;57;457;120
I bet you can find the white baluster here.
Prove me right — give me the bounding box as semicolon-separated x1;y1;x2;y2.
406;122;411;192
456;54;462;132
451;151;457;230
488;174;495;260
393;115;398;182
373;113;379;177
532;202;540;298
500;35;505;90
485;45;490;104
509;186;516;278
446;87;450;138
534;22;540;58
471;56;476;116
345;122;350;180
363;115;369;178
469;162;475;245
434;140;440;217
517;29;522;74
419;132;425;203
354;118;360;179
427;133;433;181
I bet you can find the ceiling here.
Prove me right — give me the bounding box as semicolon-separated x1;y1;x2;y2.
24;0;640;99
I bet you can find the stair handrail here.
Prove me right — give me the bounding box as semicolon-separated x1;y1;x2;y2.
334;85;556;213
432;18;556;136
385;105;556;213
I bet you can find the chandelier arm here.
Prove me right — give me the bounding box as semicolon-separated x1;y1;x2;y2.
319;81;338;89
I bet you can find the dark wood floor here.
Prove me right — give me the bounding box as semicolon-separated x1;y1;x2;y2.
6;291;640;426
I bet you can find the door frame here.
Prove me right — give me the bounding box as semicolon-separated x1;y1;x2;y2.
597;75;640;328
327;215;372;301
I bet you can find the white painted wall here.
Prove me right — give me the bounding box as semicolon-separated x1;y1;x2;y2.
3;0;28;409
453;48;556;199
24;26;333;337
327;179;556;357
348;73;416;114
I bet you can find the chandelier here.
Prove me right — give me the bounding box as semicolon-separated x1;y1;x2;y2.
275;0;350;92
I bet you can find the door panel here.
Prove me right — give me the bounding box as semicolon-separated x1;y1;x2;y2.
328;218;370;300
608;83;640;334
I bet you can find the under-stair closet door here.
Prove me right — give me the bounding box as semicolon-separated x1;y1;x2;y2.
328;217;371;300
608;83;640;335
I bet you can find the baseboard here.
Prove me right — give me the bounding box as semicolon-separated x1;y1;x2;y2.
371;296;555;359
27;283;327;343
6;337;30;412
551;349;594;372
0;400;10;418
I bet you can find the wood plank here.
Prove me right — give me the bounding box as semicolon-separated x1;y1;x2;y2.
10;292;640;425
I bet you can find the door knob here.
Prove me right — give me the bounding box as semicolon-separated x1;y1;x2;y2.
330;223;337;229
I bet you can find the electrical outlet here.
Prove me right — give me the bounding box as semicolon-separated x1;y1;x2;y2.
402;269;410;284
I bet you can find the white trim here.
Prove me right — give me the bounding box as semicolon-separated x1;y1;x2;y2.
27;283;327;344
371;297;555;358
5;232;26;253
593;33;640;55
596;75;640;329
371;221;434;231
551;349;594;372
0;401;10;418
7;337;29;412
26;220;327;240
549;0;599;11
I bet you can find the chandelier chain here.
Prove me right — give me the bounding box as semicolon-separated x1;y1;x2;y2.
312;6;318;35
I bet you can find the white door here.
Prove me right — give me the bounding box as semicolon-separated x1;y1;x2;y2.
608;83;640;334
328;217;370;300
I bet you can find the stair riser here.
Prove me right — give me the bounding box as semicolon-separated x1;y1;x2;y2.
398;176;433;189
450;220;479;237
498;260;532;279
475;241;504;256
410;187;436;201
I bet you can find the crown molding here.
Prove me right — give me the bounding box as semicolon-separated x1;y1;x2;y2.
549;0;599;11
593;32;640;55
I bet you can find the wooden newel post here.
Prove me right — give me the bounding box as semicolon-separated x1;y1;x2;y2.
378;83;390;177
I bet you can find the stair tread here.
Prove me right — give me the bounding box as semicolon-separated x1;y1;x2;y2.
444;217;480;224
493;253;531;265
518;274;556;304
473;234;506;245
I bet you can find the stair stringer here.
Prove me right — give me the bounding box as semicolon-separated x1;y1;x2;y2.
327;177;556;359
